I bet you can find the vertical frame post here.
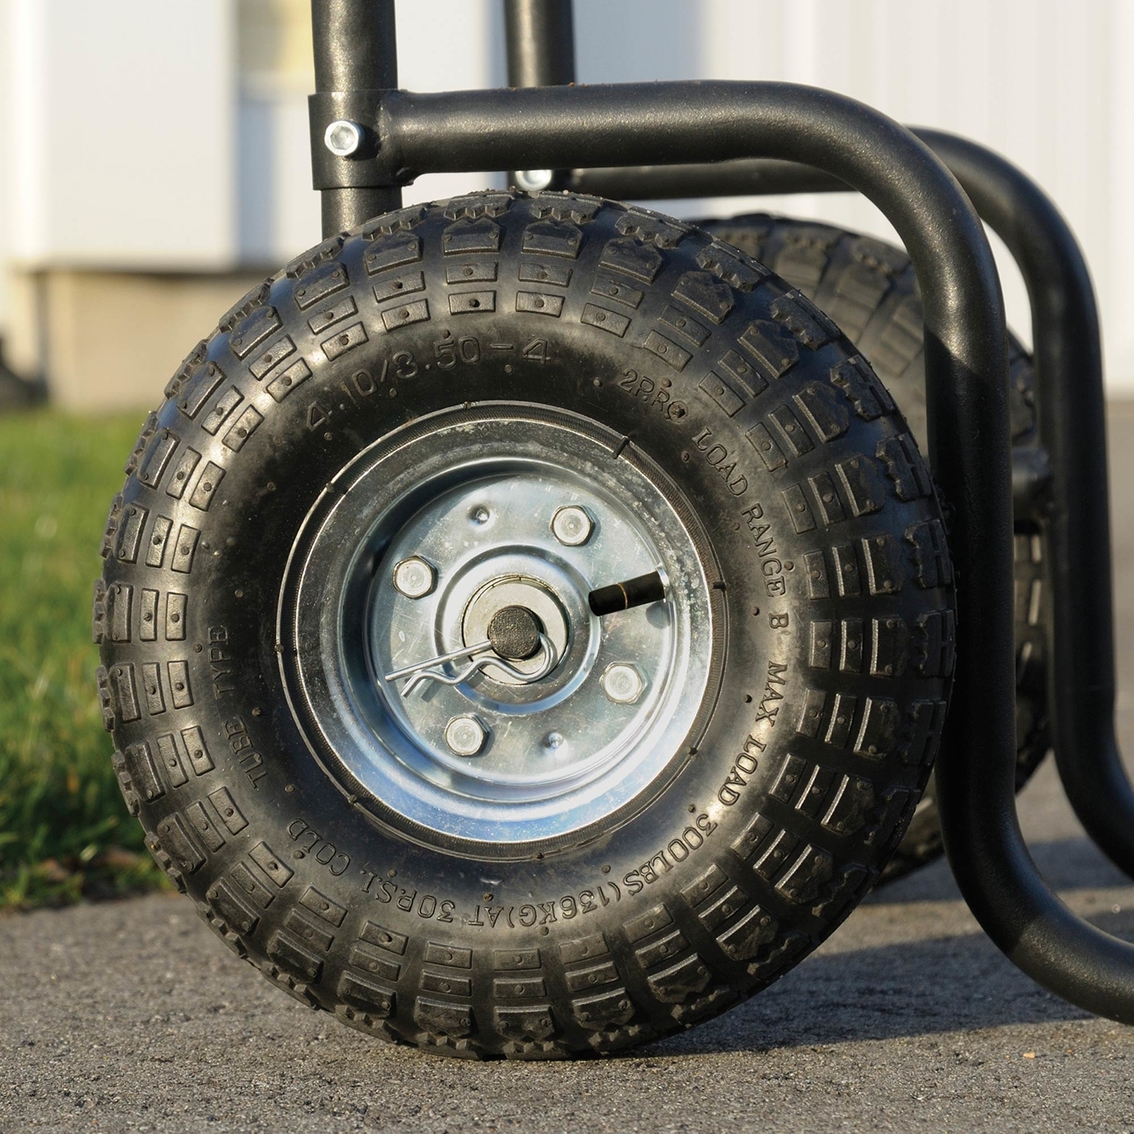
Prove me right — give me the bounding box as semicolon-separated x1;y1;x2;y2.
311;0;402;236
503;0;576;190
504;0;576;87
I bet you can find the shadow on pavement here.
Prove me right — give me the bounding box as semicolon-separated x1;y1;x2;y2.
641;839;1134;1057
866;834;1132;906
650;929;1101;1057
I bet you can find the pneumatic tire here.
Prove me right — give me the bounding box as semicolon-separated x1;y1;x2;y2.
95;192;955;1058
699;213;1049;882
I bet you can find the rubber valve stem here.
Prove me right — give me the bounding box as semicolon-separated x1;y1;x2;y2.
588;571;666;616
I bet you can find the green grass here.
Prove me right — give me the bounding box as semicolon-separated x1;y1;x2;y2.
0;409;169;908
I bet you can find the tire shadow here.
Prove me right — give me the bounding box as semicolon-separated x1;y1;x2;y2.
641;838;1134;1056
864;834;1132;906
647;926;1113;1056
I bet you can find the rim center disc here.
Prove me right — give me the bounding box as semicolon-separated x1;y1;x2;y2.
487;605;543;661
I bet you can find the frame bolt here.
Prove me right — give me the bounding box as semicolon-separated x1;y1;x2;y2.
601;663;645;705
551;505;593;546
392;556;436;598
445;715;487;756
324;119;366;157
515;169;553;192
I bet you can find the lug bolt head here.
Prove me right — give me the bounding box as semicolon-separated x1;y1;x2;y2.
324;119;365;157
445;715;487;756
601;663;645;705
551;505;593;546
392;556;435;598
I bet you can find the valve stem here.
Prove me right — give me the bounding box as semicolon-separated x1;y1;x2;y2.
588;571;666;616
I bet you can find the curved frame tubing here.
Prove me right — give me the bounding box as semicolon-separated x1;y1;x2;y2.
573;140;1134;1009
572;142;1134;878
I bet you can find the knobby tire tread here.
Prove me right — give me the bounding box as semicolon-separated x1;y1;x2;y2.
95;192;956;1057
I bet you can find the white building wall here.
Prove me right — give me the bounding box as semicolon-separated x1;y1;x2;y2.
573;0;1134;391
0;0;1130;392
6;0;235;269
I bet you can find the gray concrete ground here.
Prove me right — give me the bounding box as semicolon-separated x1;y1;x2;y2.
2;404;1133;1133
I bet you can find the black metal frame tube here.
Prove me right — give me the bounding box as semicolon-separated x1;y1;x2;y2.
504;0;575;87
310;0;401;235
913;131;1134;887
575;140;1134;1015
571;159;846;199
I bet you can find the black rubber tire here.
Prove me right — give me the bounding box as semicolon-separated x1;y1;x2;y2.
697;213;1049;881
95;191;955;1058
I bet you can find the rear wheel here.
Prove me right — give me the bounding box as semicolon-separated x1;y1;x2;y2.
699;213;1049;880
96;192;955;1057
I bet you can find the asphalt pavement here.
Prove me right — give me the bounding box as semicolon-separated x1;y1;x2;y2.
2;402;1133;1134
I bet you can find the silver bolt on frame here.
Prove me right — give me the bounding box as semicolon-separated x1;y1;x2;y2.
514;169;553;191
601;663;645;705
551;505;593;546
324;119;365;157
445;715;488;756
392;556;436;598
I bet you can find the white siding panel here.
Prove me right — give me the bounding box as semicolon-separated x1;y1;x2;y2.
10;0;235;269
1109;0;1134;388
237;91;320;264
0;0;1127;389
574;0;1131;392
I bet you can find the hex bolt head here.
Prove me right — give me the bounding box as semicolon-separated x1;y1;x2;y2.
392;556;436;598
515;169;553;191
601;663;645;705
324;119;365;157
551;505;593;546
445;715;487;756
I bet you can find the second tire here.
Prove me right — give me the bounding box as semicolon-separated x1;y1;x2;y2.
698;212;1050;880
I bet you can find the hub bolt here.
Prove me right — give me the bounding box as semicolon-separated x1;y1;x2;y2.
601;663;645;705
392;556;436;598
445;715;487;756
551;505;593;546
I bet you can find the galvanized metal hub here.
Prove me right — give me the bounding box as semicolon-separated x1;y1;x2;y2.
279;408;715;846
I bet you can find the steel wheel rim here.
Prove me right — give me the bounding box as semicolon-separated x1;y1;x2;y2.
278;406;716;846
